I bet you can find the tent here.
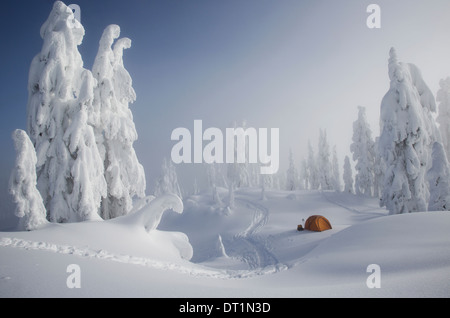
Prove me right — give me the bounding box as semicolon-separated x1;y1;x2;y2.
304;215;332;232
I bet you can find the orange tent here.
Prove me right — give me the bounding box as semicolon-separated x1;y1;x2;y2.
304;215;332;232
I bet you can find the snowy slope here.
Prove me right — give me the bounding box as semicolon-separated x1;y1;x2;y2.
1;189;449;298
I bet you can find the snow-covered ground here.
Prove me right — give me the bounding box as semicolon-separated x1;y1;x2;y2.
1;189;449;298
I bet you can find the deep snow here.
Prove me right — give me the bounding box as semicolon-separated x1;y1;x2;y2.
1;189;449;298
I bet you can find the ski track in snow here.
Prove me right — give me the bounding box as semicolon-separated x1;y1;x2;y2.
0;237;286;279
236;198;269;237
229;198;285;270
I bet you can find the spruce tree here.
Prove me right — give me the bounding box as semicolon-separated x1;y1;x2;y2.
286;149;298;191
332;146;341;192
437;77;450;158
350;106;375;196
427;142;450;211
92;24;146;219
379;48;440;214
9;130;47;230
27;1;106;222
343;156;354;194
318;129;332;190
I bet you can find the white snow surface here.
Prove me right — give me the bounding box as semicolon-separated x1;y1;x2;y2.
1;189;449;298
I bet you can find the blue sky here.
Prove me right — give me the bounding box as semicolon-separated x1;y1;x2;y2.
1;0;450;218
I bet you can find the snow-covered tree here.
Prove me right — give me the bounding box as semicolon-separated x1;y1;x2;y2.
427;142;450;211
246;163;259;188
332;146;341;192
92;24;146;219
206;163;225;205
205;164;215;191
192;178;199;195
260;174;271;200
286;149;298;191
226;161;237;209
234;120;253;188
27;1;106;222
373;137;384;198
299;158;309;190
307;141;319;190
437;77;450;159
154;157;182;199
379;48;440;214
271;171;283;190
350;106;375;197
225;120;253;208
206;162;227;189
318;129;332;190
9;129;47;231
343;155;354;194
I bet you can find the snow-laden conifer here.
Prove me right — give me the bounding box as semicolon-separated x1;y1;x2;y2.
27;1;106;222
437;77;450;158
286;149;298;191
9;129;47;230
343;155;354;194
350;106;375;196
428;142;450;211
92;24;146;219
154;157;182;200
379;48;440;214
318;129;332;190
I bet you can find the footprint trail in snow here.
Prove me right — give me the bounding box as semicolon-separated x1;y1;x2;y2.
225;198;286;271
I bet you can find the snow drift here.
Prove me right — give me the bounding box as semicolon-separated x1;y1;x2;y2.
1;194;192;265
1;189;449;297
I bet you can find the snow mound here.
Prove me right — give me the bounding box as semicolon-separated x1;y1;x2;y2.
307;211;450;268
117;194;183;232
1;194;192;264
293;211;450;296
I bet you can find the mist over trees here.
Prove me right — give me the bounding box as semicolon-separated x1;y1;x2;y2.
343;156;354;194
154;157;182;200
351;106;375;197
10;2;450;227
167;46;450;217
184;45;450;214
